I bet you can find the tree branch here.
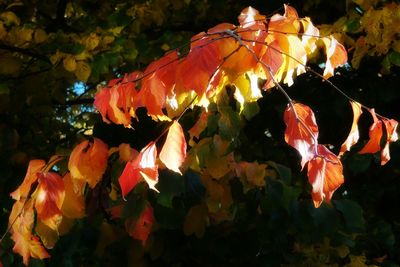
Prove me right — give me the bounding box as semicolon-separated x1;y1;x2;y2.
0;44;51;63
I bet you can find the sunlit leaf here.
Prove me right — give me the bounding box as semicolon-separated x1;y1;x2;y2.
34;172;65;230
339;101;363;156
284;103;319;169
307;145;344;208
119;142;159;197
159;121;187;174
68;138;108;188
359;109;383;155
10;159;46;201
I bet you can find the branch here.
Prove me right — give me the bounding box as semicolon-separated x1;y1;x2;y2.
0;44;51;63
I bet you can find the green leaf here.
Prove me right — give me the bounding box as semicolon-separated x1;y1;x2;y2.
334;199;365;232
156;171;185;208
242;101;260;120
389;51;400;66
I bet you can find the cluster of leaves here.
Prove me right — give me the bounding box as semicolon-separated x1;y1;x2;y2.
3;3;399;266
318;0;400;71
1;1;400;267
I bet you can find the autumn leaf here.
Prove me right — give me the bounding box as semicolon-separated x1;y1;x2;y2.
284;103;319;169
119;142;159;197
159;120;187;174
188;110;210;145
61;173;85;219
68;138;108;188
183;204;209;238
10;159;46;201
34;172;65;230
125;205;154;244
339;101;363;156
381;118;398;165
322;36;348;79
235;161;268;187
9;199;49;265
359;109;383;155
307;145;344;208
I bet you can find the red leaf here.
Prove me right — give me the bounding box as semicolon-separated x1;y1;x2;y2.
94;72;141;126
381;119;398;165
284;103;319;169
68;138;109;188
359;109;383;155
307;145;344;208
10;159;46;201
339;101;363;156
159;121;187;174
34;172;65;230
119;142;159;197
137;52;179;119
126;205;154;244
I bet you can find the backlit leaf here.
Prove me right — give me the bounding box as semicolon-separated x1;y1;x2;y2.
68;138;108;188
160;121;187;174
359;109;383;155
9;199;49;265
284;103;319;169
10;159;46;201
381;118;398;165
307;145;344;208
322;36;348;79
61;173;85;219
34;172;65;230
119;142;159;197
339;101;363;156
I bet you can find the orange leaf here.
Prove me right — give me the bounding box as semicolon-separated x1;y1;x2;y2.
188;110;210;145
177;32;226;97
94;72;141;126
68;138;108;188
359;109;383;155
307;145;344;208
10;159;46;201
10;199;49;265
137;51;178;119
381;119;398;165
322;36;348;79
339;101;363;156
159;121;187;174
34;172;65;230
284;103;319;169
125;205;154;244
61;173;85;219
119;142;159;197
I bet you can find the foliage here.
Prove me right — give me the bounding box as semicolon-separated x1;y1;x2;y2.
1;0;400;266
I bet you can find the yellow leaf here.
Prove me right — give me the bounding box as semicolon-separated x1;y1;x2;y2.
18;27;34;43
108;26;124;36
63;55;77;72
74;61;91;82
0;11;20;26
50;51;63;65
183;204;208;238
102;35;115;46
85;33;100;50
35;221;59;249
34;29;47;43
204;135;234;179
61;173;85;219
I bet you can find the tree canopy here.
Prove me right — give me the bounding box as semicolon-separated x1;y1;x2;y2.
1;0;399;266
